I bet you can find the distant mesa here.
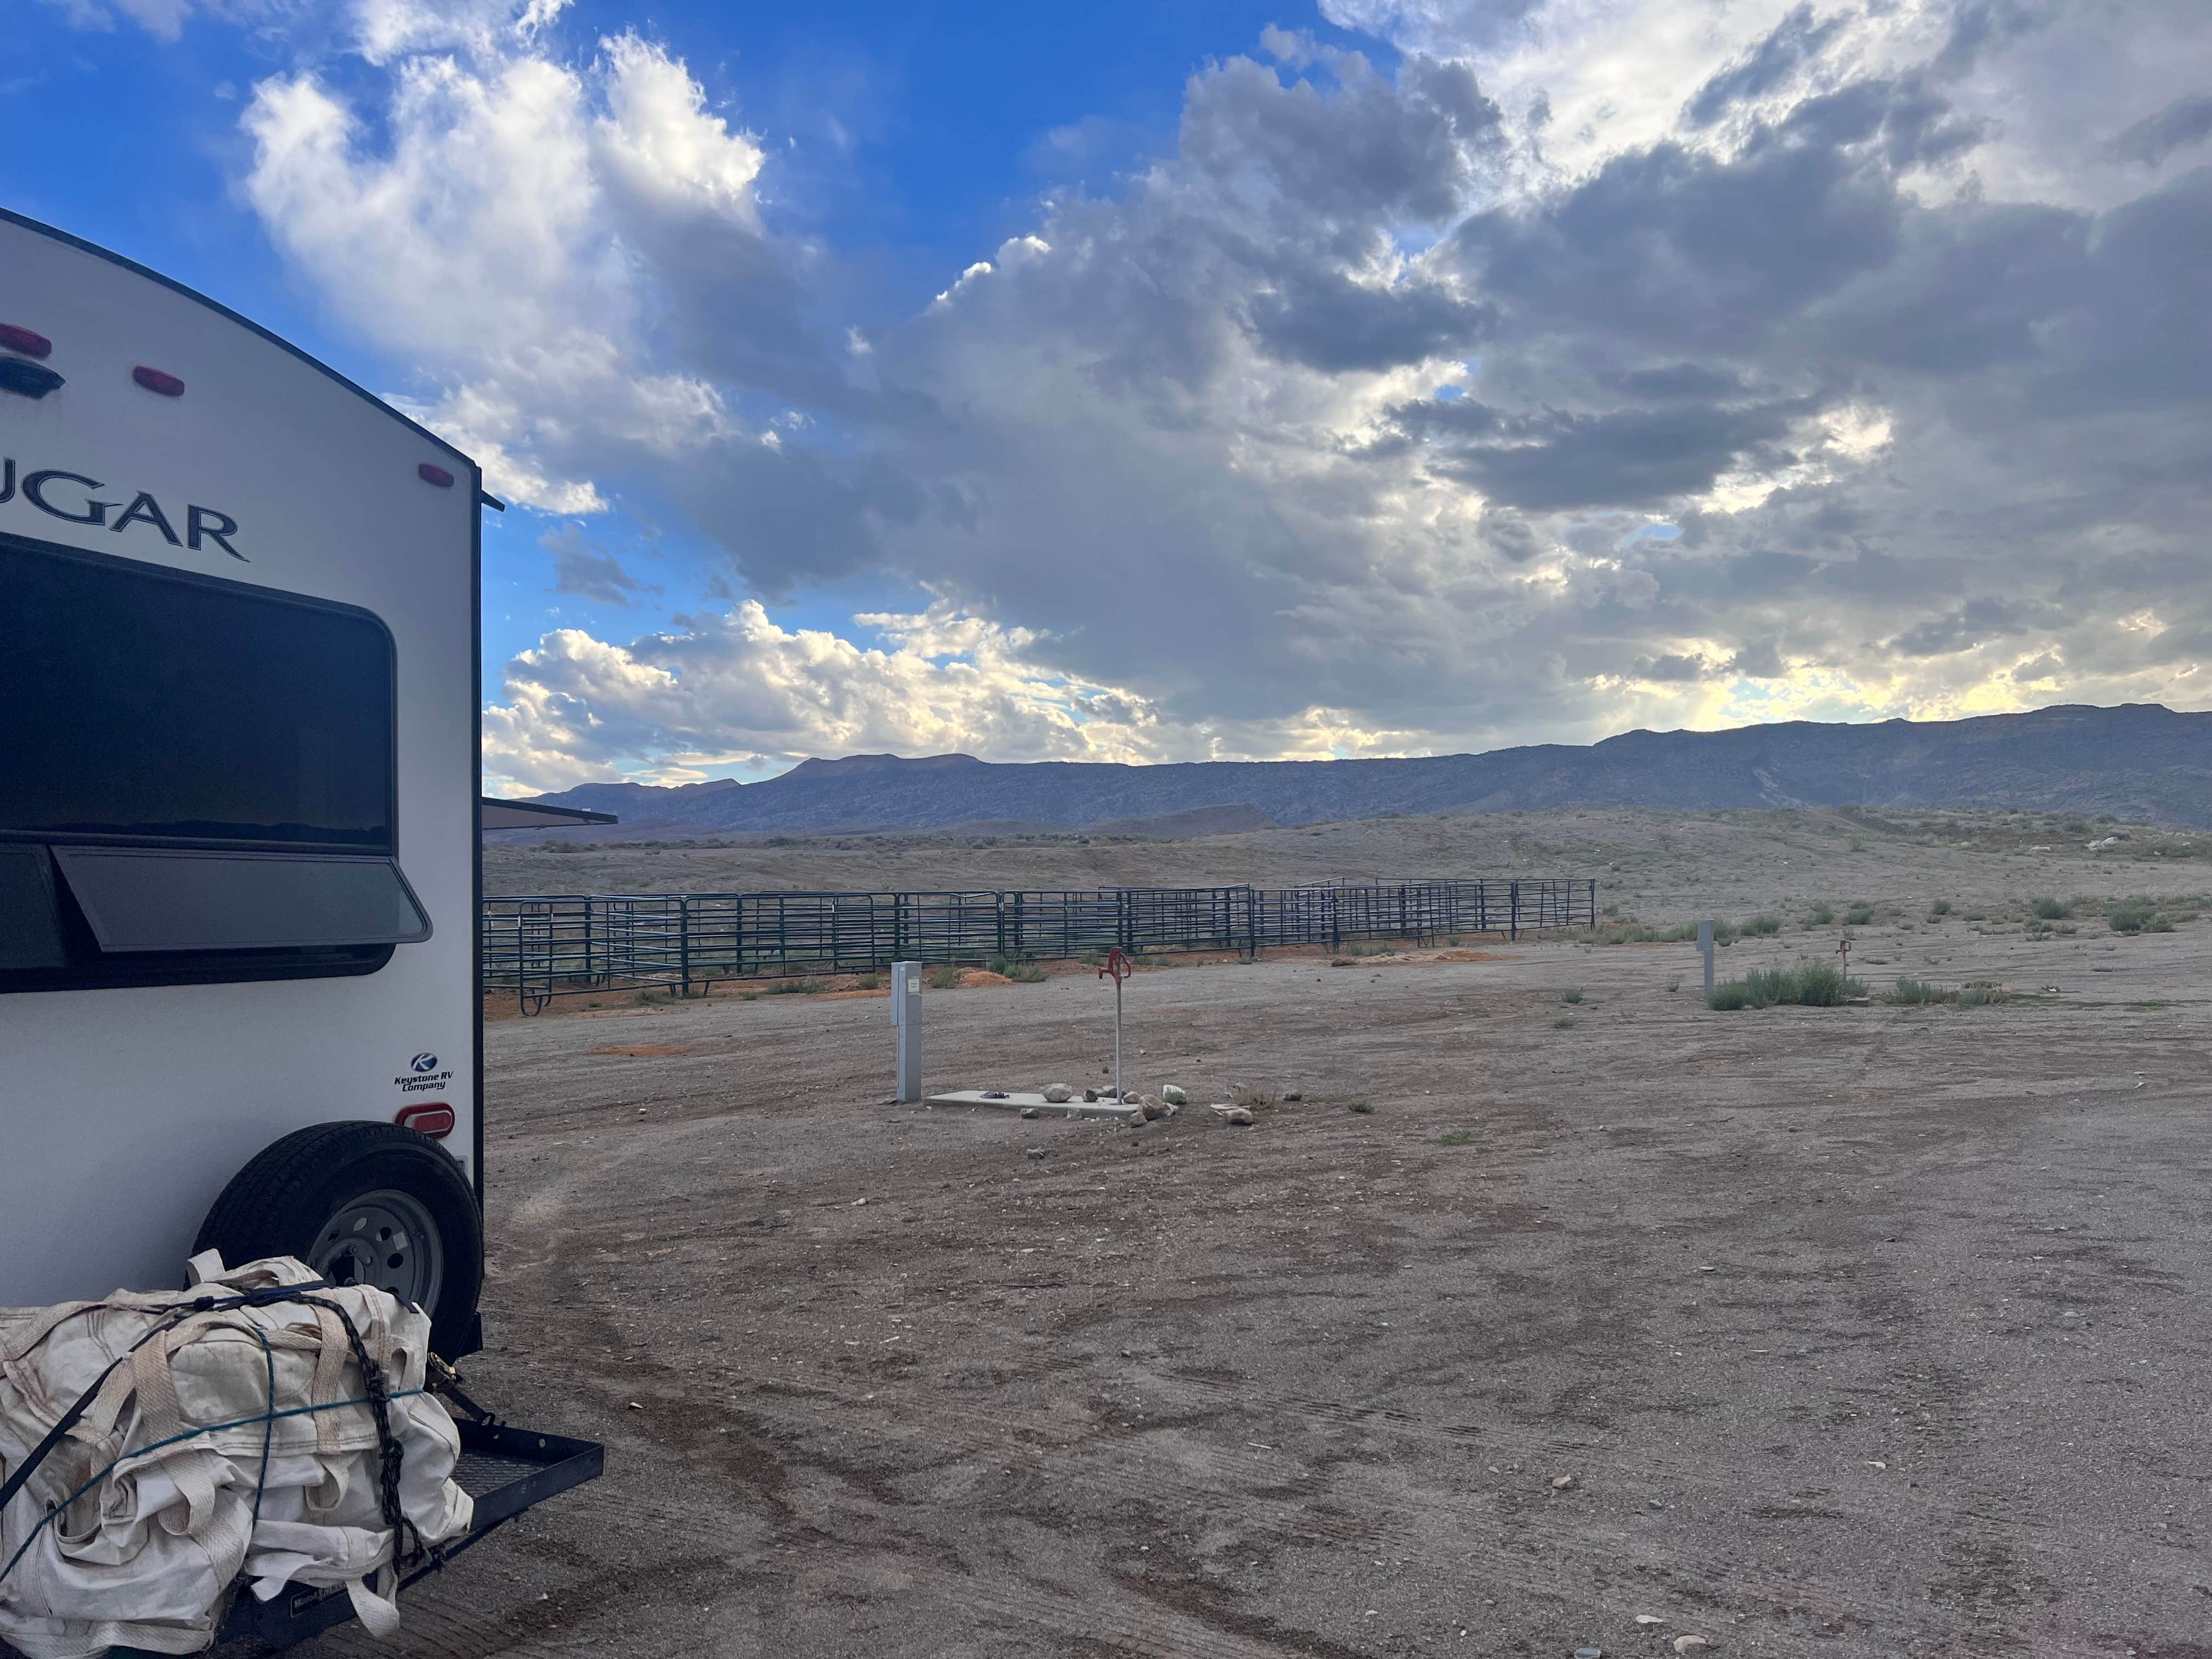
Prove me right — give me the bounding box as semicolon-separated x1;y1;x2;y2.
490;704;2212;843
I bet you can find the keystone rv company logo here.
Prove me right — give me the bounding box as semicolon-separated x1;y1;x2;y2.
397;1053;453;1094
1;456;244;561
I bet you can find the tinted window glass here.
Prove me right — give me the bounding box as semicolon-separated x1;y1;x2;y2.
0;534;392;849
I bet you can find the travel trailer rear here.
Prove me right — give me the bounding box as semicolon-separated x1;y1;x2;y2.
0;206;601;1649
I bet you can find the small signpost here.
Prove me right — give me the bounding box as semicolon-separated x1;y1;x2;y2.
1696;919;1716;993
1098;946;1133;1102
890;960;922;1102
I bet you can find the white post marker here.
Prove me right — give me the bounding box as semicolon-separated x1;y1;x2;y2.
1697;919;1716;992
1098;947;1132;1101
891;960;923;1102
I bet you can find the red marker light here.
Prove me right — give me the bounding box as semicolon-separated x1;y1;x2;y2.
418;462;455;488
132;366;185;397
396;1102;456;1138
0;324;52;359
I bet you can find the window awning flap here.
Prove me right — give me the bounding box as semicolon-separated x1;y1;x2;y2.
52;847;431;952
481;797;618;830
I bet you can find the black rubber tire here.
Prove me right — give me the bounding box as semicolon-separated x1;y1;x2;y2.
194;1121;484;1357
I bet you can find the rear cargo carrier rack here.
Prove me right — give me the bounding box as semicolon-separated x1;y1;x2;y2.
223;1419;602;1651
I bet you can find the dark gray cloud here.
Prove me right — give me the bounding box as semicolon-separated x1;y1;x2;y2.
1389;390;1818;511
1632;652;1713;682
2109;93;2212;167
1245;268;1495;370
1683;3;1846;129
546;530;657;606
1887;599;2040;658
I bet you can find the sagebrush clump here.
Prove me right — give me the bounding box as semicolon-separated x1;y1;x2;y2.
1706;962;1865;1011
1888;977;2010;1007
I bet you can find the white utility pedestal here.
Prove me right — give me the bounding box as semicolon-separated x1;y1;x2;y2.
891;960;922;1102
1697;920;1715;992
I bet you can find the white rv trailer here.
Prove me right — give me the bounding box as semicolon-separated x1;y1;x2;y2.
0;208;605;1646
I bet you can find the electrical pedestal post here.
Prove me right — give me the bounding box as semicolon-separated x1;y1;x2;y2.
1697;920;1715;994
891;960;922;1102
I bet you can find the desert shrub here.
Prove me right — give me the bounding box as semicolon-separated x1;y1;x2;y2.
1552;1016;1577;1029
1888;977;2010;1007
1593;922;1701;945
1806;902;1835;925
854;972;881;991
2107;899;2157;934
1706;962;1866;1011
2031;897;2073;920
766;977;824;995
1743;913;1782;936
1928;899;1951;916
1561;989;1583;1005
1844;901;1875;926
987;953;1049;982
1788;962;1858;1006
927;966;960;990
1348;941;1398;957
1346;1098;1373;1114
1439;1131;1475;1147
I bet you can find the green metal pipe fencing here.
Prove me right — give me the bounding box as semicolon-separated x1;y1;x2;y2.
482;877;1598;1014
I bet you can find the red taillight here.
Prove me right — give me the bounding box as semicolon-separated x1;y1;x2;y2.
418;462;455;488
397;1102;456;1138
132;366;185;397
0;324;52;359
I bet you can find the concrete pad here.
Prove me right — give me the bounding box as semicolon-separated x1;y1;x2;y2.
923;1089;1144;1123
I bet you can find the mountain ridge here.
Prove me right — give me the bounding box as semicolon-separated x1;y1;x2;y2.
524;704;2212;833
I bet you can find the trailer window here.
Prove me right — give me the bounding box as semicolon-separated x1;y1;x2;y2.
1;535;393;849
0;532;429;993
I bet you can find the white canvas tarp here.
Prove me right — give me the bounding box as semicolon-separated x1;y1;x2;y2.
0;1253;471;1657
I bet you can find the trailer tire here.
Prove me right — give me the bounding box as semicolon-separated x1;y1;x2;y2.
194;1121;483;1357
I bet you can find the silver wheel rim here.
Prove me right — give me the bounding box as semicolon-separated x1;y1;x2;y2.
310;1188;444;1313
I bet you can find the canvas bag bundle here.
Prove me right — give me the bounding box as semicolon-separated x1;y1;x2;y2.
0;1252;471;1657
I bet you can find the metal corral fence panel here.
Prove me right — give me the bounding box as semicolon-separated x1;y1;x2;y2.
483;877;1596;1012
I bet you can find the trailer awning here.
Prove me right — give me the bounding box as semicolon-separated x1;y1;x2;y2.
481;797;618;831
51;846;432;952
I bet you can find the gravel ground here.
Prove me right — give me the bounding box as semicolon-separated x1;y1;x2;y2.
289;829;2212;1659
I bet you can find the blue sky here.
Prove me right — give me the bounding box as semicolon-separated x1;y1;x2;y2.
12;0;2212;792
11;1;1376;704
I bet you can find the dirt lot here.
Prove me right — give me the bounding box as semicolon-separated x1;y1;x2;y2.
304;811;2212;1658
